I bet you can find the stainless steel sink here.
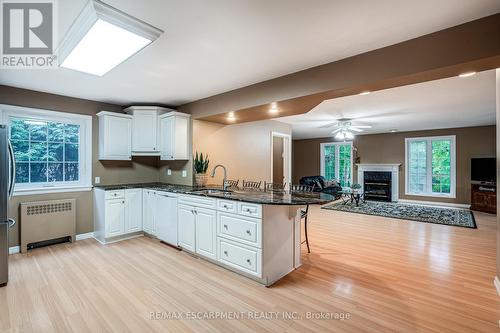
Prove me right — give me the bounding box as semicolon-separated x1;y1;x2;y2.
189;189;232;195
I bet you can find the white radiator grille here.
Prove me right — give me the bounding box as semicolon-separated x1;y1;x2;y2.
26;202;73;216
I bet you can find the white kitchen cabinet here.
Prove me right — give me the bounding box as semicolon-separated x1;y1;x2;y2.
159;112;191;160
142;189;156;235
124;106;173;155
178;204;196;252
125;189;142;233
104;198;125;238
97;111;132;160
155;192;178;246
195;207;217;260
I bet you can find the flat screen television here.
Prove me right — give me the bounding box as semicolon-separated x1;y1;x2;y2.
471;157;496;183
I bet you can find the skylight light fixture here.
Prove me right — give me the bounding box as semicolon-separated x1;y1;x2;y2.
58;0;163;76
358;91;371;96
458;71;476;78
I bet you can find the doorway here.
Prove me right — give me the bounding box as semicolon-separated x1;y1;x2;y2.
271;132;291;186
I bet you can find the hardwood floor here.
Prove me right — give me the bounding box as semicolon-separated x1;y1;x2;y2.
0;206;498;332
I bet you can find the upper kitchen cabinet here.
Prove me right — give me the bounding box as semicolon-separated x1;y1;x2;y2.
124;106;172;155
159;112;191;160
97;111;133;160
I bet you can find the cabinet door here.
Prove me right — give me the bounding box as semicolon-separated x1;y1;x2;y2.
173;116;189;160
103;116;132;160
178;204;196;252
156;193;178;246
105;199;125;238
142;190;156;234
125;189;142;233
132;111;158;152
195;207;217;260
160;116;174;160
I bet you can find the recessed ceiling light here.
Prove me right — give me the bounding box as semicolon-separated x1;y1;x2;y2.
458;71;476;78
58;0;163;76
358;91;371;96
227;112;236;122
269;102;279;114
390;129;398;133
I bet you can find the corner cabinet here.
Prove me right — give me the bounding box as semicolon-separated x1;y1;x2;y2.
97;112;132;160
124;106;172;156
159;112;191;160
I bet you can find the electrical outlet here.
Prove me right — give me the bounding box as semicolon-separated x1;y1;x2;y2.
95;176;101;184
167;169;172;176
182;170;187;178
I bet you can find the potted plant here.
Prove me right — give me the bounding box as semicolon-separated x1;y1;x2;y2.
193;152;209;186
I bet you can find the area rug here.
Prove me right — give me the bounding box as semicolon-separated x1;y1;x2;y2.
322;201;476;228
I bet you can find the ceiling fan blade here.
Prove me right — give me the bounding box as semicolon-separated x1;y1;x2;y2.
351;125;372;128
330;128;342;134
319;122;338;129
350;127;363;132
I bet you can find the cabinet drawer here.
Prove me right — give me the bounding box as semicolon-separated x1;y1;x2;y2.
218;238;262;278
217;199;237;213
238;202;262;218
179;195;216;209
105;190;125;199
218;212;261;248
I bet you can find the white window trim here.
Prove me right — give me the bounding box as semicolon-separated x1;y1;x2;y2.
320;141;353;186
405;135;456;199
0;104;93;195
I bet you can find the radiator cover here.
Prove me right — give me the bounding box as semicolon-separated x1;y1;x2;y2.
20;199;76;253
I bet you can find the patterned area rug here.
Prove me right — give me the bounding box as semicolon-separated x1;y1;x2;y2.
322;201;476;228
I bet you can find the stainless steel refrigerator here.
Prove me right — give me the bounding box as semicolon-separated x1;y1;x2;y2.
0;125;16;287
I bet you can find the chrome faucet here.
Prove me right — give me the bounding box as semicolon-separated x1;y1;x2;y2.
211;164;227;190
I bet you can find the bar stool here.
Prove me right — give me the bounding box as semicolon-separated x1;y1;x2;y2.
290;184;314;253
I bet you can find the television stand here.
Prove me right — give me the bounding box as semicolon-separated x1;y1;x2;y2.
471;183;496;214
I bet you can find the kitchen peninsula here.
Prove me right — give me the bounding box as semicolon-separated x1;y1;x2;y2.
94;183;334;286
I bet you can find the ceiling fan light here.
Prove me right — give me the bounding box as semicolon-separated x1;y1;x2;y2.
345;132;354;139
335;132;344;140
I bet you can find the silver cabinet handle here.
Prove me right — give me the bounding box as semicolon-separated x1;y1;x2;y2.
245;208;251;213
223;224;228;229
122;201;125;204
223;250;228;255
7;139;15;199
246;230;251;235
8;218;16;228
223;205;228;208
246;259;251;264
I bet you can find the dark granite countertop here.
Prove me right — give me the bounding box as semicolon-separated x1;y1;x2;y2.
94;182;334;205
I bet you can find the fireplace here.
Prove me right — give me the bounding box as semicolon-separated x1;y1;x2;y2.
364;171;392;202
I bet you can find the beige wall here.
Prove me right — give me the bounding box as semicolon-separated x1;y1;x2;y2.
293;126;496;205
0;86;160;246
192;119;292;185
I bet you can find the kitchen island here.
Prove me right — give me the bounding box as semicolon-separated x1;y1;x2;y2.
94;183;334;286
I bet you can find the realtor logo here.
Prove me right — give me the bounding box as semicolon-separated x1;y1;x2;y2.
1;0;57;68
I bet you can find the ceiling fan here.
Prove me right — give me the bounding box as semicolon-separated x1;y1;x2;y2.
328;119;372;140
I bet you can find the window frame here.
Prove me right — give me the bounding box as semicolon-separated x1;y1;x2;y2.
0;104;92;196
320;141;353;187
405;135;456;198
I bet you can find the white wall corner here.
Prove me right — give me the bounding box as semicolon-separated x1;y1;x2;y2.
75;232;95;241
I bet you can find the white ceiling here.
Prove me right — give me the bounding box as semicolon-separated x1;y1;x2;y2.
0;0;499;106
277;70;496;139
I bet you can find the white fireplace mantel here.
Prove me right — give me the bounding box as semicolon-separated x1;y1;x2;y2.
356;163;401;201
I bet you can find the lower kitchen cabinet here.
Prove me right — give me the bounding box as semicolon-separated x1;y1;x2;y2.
155;192;178;246
195;207;217;260
178;204;196;252
142;190;156;234
125;189;143;233
105;198;126;237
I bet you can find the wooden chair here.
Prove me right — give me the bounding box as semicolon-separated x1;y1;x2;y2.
290;184;314;253
265;182;286;191
242;180;262;190
224;179;239;189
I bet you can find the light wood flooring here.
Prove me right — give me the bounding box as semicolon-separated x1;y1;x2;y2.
0;206;498;332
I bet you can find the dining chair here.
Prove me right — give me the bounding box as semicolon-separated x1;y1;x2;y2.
265;182;286;191
290;184;315;253
224;179;239;189
242;180;262;190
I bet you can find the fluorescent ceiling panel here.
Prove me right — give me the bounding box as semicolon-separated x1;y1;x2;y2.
59;0;163;76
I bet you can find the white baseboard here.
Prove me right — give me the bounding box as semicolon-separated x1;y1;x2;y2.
9;246;20;254
8;232;95;254
75;232;95;241
398;199;470;209
494;276;500;296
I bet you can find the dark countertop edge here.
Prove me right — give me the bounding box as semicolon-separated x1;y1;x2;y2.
94;183;334;206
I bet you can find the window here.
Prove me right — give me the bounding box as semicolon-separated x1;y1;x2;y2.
320;142;353;187
405;135;456;198
0;105;92;195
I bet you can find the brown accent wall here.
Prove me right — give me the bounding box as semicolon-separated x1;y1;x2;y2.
293;126;496;205
0;85;160;246
192;120;291;185
495;69;499;277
